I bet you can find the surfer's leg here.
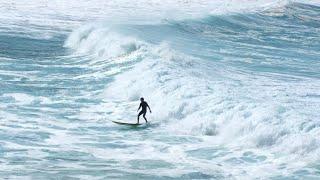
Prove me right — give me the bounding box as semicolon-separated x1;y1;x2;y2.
137;114;140;124
143;112;147;123
137;111;143;124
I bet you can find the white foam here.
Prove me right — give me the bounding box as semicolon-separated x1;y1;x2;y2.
64;24;147;60
3;93;35;105
98;36;320;173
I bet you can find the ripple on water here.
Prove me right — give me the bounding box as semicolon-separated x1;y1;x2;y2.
224;151;268;165
0;130;52;147
180;171;226;179
186;147;230;160
42;149;96;162
128;159;174;170
76;142;138;149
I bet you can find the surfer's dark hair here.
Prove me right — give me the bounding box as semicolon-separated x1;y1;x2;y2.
140;97;144;101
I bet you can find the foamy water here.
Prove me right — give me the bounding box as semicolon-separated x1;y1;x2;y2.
0;0;319;179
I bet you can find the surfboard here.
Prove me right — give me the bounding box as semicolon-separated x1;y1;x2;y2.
112;120;143;126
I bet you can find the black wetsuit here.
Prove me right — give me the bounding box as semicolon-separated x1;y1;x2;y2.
138;101;148;116
137;101;150;123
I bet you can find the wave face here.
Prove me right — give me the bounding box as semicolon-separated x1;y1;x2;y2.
0;1;320;179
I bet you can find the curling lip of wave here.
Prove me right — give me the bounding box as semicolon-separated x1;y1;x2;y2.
64;25;147;59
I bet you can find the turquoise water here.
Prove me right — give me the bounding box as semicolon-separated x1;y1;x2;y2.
0;1;320;179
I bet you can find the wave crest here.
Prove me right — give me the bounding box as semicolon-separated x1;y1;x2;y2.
64;24;146;59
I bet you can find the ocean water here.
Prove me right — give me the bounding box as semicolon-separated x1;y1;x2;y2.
0;0;320;179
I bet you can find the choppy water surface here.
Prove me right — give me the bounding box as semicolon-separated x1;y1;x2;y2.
0;1;320;179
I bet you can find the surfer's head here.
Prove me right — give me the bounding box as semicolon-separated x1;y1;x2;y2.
140;97;144;102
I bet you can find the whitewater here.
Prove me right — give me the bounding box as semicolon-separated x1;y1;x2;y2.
0;0;319;179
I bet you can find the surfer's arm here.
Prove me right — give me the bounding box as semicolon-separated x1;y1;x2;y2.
137;103;141;112
147;104;152;113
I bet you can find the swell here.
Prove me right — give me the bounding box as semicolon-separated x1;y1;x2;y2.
166;2;320;77
61;3;320;173
0;1;319;179
65;2;320;77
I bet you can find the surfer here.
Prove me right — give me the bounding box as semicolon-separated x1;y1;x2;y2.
137;97;151;124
